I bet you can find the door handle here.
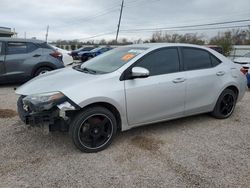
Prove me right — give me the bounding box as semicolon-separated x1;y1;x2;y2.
33;54;41;57
172;78;186;83
216;71;225;76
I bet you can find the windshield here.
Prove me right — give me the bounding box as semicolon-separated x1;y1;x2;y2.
80;46;148;74
90;47;102;52
244;52;250;57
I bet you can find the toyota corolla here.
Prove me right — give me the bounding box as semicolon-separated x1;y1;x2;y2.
16;43;248;153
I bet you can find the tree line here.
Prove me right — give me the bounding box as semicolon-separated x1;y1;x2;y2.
54;27;250;56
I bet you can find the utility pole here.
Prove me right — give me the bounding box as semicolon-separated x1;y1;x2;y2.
45;25;49;43
24;32;26;39
115;0;124;43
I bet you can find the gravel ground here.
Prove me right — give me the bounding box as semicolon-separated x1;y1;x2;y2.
0;85;250;187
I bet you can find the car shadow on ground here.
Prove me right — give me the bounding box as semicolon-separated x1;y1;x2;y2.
11;113;215;154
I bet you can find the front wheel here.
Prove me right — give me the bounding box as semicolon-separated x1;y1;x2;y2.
211;89;237;119
69;106;117;153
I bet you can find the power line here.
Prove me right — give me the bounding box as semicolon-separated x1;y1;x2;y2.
71;24;250;42
78;31;117;41
120;19;250;32
120;24;250;34
56;5;120;28
122;11;250;29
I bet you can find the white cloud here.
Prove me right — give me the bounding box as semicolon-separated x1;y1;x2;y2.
0;0;250;41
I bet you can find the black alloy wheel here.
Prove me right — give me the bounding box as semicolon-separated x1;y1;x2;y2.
70;106;117;152
78;114;113;149
211;89;237;119
219;94;235;116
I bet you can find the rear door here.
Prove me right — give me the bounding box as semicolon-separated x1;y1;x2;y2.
181;47;224;115
4;42;38;81
0;41;6;82
125;47;186;126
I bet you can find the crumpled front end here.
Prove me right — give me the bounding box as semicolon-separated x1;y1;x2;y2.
17;93;79;131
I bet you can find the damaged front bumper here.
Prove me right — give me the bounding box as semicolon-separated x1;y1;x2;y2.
17;96;79;131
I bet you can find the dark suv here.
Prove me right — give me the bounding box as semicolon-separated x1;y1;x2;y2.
0;38;64;83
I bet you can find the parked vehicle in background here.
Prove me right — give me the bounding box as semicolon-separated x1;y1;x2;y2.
16;43;247;153
70;46;94;60
50;45;73;66
234;52;250;64
78;47;112;62
234;52;250;88
247;73;250;88
206;45;223;54
0;38;64;84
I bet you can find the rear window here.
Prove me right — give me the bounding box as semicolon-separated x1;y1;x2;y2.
7;42;27;55
6;42;39;54
210;54;221;66
182;48;212;70
84;47;94;51
39;42;54;50
27;43;38;52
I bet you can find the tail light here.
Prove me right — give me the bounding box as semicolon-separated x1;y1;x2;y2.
240;67;248;75
50;51;62;59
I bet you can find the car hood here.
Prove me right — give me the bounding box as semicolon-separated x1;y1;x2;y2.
15;67;97;96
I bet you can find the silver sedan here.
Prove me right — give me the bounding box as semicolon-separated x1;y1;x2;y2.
16;43;248;152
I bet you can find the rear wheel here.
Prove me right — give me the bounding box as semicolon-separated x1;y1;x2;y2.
211;89;237;119
34;67;52;77
69;106;117;153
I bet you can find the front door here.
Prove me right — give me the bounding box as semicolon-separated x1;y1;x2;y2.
0;41;6;82
124;47;186;126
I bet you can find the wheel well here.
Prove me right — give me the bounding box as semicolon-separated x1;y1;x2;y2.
82;102;122;131
225;85;239;98
32;65;54;77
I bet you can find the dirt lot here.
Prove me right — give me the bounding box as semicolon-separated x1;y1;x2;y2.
0;85;250;187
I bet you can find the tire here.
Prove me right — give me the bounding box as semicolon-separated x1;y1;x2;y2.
34;67;52;77
211;89;237;119
69;106;117;153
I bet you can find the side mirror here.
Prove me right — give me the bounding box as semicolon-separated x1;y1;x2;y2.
131;67;150;79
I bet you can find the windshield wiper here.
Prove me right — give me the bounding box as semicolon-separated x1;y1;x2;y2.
82;67;97;74
73;65;96;74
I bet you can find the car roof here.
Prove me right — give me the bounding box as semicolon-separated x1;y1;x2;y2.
125;43;211;50
0;37;45;44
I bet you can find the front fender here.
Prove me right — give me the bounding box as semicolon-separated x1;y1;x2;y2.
78;96;129;131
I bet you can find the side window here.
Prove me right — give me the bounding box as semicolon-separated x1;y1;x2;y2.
0;42;2;55
182;48;212;70
38;42;53;49
27;43;38;52
135;48;180;76
7;42;27;55
210;54;221;67
100;48;107;53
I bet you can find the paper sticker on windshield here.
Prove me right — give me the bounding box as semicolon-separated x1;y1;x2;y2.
121;53;135;61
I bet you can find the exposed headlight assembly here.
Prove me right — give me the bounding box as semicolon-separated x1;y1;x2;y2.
23;92;66;112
